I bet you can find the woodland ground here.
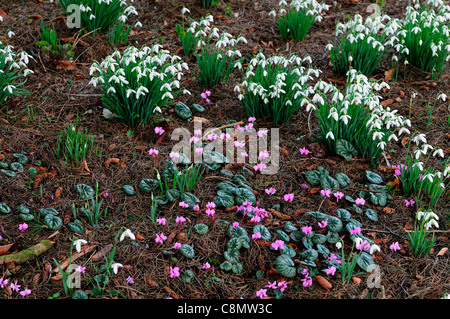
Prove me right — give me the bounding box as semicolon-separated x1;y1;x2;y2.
0;0;449;299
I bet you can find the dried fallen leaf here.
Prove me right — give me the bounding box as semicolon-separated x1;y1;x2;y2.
54;60;77;71
0;243;14;256
81;160;90;172
381;99;394;106
147;279;159;288
437;247;448;256
384;68;394;82
163;286;179;299
383;207;395;214
419;86;429;92
352;277;362;285
104;158;120;168
315;275;332;291
91;244;113;262
55;187;63;199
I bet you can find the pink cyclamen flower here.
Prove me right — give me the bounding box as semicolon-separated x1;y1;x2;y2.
172;242;182;249
206;208;215;217
76;266;86;273
257;129;268;137
258;150;270;160
390;242;401;252
234;140;245;148
356;240;371;251
253;163;266;172
154;127;165;135
232;222;240;228
179;201;189;209
252;232;262;240
169;151;180;159
299;147;310;155
170;266;180;278
195;147;204;154
302;226;312;235
350;227;361;236
189;136;199;144
301;276;313;287
404;199;415;207
265;187;276;195
9;281;20;292
283;193;294;202
320;189;331;198
206;202;216;209
202;262;211;270
207;133;217;141
265;281;277;289
155;232;167;244
355;198;366;206
20;288;31;297
248;117;256;123
126;276;134;284
271;240;285;251
156;218;166;226
324;266;336;276
278;281;288;292
318;220;328;228
250;215;261;223
194;129;202;136
0;278;9;288
148;148;159;157
333;191;344;202
175;216;186;224
193;205;200;212
256;289;267;299
18;223;28;232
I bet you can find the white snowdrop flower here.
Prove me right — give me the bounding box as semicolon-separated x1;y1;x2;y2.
325;43;333;51
111;263;123;274
437;93;447;101
7;31;15;38
369;244;381;255
161;92;173;100
181;7;190;15
153;106;162;114
326;131;335;140
432;148;444;158
73;239;88;253
120;228;136;241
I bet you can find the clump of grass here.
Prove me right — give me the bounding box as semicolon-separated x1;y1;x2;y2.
55;120;94;163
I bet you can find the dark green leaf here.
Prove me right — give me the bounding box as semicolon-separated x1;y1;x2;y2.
44;214;63;230
275;255;296;277
0;203;11;214
366;170;383;184
179;244;195;258
335;139;358;160
123;185;135;195
139;179;158;192
174;101;193;120
75;184;95;200
357;252;375;271
193;223;209;234
365;209;378;221
335;172;351;187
